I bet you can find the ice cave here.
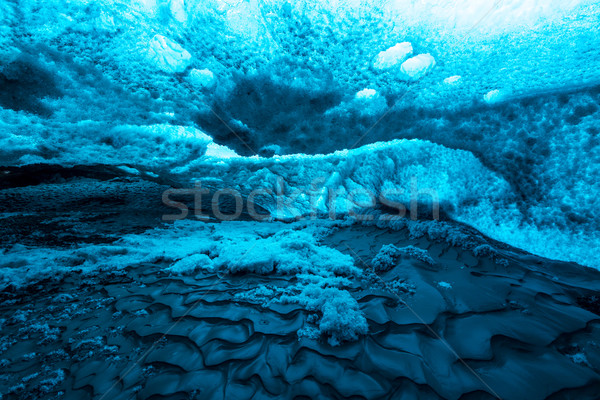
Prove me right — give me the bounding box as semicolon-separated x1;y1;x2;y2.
1;0;600;398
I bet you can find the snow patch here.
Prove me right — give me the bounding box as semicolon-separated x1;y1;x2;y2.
437;281;452;289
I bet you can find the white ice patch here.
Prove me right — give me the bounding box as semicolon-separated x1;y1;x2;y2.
483;89;505;104
373;42;413;70
444;75;462;85
187;68;217;89
147;35;192;73
353;88;387;115
400;54;436;80
355;88;378;100
437;281;452;289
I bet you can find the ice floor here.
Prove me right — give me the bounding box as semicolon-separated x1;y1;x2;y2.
1;170;600;399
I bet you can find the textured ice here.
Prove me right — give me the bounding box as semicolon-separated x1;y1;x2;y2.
187;68;217;89
147;35;192;73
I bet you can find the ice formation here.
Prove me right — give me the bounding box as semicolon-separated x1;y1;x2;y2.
0;220;367;346
400;54;436;80
187;68;217;90
373;42;413;70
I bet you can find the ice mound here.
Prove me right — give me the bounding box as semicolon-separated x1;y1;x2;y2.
147;35;192;73
373;42;413;70
400;54;436;80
